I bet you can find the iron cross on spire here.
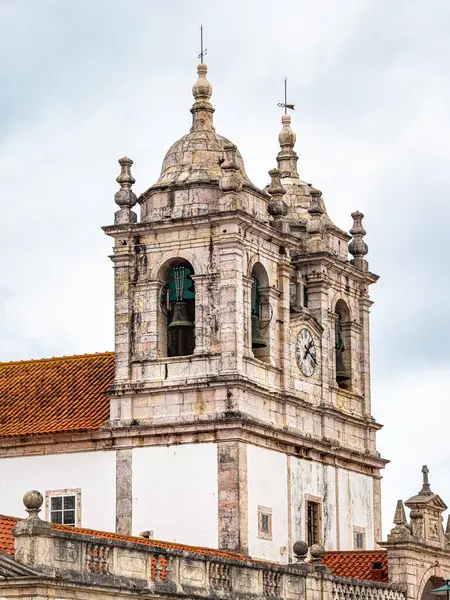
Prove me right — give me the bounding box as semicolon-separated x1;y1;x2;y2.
278;78;295;114
420;464;432;495
198;24;207;63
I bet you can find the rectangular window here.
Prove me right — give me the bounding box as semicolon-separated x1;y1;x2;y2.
307;501;320;546
258;506;273;540
353;526;366;550
46;489;81;526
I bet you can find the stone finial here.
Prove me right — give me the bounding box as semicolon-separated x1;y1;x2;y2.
393;499;408;526
13;490;52;536
306;188;325;252
279;114;296;151
419;464;433;496
349;211;368;271
191;63;215;133
309;543;325;565
445;515;450;537
308;187;324;216
267;168;287;218
23;490;43;519
293;540;308;563
192;63;212;102
277;114;299;178
219;143;242;193
387;499;411;541
114;157;137;225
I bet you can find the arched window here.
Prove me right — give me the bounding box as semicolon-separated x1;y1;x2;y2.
250;263;270;362
161;260;195;357
335;300;351;388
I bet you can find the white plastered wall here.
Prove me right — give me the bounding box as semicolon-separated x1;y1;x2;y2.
338;468;374;550
0;451;116;531
132;443;218;547
247;445;288;563
290;457;337;551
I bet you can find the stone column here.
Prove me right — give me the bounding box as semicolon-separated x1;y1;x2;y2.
191;273;220;356
116;449;133;535
218;244;245;373
112;249;133;381
217;441;248;554
278;258;293;390
359;296;373;416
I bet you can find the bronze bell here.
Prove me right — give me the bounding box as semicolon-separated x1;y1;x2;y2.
251;314;267;349
335;349;351;382
168;301;194;328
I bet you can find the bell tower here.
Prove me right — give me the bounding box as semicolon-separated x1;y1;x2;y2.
103;62;386;561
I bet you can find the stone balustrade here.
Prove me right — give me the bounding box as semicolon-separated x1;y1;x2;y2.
12;520;406;600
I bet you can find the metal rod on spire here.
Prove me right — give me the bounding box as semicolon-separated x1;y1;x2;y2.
198;24;207;63
278;77;295;112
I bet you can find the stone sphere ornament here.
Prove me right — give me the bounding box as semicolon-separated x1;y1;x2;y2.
23;489;43;510
293;540;309;560
310;543;326;561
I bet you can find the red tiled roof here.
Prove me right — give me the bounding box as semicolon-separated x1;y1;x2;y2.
0;515;266;564
0;353;114;438
322;550;389;582
0;515;16;554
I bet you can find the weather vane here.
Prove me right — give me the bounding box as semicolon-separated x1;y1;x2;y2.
198;24;207;63
277;78;295;114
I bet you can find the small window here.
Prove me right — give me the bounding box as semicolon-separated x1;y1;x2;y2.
307;500;321;546
258;506;272;540
46;489;81;526
353;526;366;550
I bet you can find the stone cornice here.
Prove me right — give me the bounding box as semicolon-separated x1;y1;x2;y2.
0;414;387;474
293;252;379;285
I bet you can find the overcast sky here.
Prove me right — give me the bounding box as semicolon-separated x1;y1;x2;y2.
1;0;449;537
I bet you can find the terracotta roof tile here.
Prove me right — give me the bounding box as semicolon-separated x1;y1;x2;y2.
0;515;268;565
0;353;114;437
0;515;16;555
322;550;389;582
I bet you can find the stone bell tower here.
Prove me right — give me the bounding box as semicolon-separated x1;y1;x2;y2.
103;62;386;561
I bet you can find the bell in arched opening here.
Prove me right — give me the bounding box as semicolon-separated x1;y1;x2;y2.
167;264;195;357
251;277;267;349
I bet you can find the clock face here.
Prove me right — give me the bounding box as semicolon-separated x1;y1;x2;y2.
296;328;317;377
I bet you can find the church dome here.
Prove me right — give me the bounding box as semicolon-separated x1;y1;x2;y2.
151;63;255;190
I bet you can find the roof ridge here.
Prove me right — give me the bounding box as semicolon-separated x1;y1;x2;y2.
324;550;387;555
0;514;19;522
0;351;114;367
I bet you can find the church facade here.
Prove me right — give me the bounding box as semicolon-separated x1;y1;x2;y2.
0;61;385;563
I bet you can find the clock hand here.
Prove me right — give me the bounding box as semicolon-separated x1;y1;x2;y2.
303;340;313;360
305;345;317;365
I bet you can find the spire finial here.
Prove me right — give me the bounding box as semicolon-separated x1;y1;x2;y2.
276;78;298;178
191;35;214;133
198;25;207;63
114;157;137;225
419;464;433;496
349;210;368;271
277;78;295;114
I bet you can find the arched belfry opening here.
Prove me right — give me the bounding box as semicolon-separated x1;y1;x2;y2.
160;259;195;357
335;299;351;389
250;263;271;362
